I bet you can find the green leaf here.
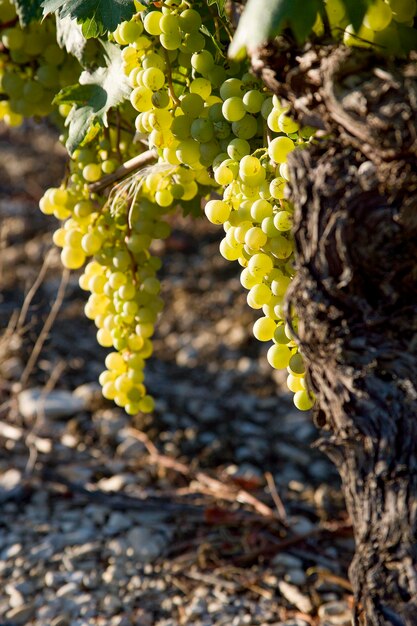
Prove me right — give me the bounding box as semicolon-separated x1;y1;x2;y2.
341;0;373;31
229;0;323;58
42;0;135;38
55;15;89;61
54;41;131;154
207;0;226;18
12;0;43;26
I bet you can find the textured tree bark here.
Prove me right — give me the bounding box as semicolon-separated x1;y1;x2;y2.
252;46;417;624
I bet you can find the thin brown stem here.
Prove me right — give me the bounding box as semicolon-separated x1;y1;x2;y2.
88;149;158;194
163;49;180;106
20;269;69;388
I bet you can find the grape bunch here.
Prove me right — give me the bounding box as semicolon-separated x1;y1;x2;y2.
324;0;417;54
0;0;81;126
40;126;175;415
205;96;315;412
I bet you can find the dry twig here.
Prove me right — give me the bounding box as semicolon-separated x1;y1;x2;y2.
127;427;276;518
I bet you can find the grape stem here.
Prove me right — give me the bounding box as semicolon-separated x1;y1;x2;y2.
163;50;180;106
88;149;158;194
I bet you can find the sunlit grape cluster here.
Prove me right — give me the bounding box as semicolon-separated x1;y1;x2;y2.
204;96;315;412
0;0;81;125
324;0;417;54
39;130;175;415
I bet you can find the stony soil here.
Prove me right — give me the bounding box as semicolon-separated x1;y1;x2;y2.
0;122;354;626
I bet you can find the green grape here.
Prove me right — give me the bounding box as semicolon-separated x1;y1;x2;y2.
182;31;205;53
287;374;305;393
267;344;291;369
389;0;417;22
189;77;211;99
82;163;102;182
191;118;214;142
2;28;24;50
23;81;44;103
61;247;86;270
219;238;242;261
220;78;243;99
271;273;291;297
41;43;64;66
179;8;202;32
245;227;267;250
119;19;144;43
261;97;274;119
171;115;192;139
160;13;180;34
142;67;165;91
242;89;264;113
231;115;258;139
269;235;293;259
289;353;305;375
250;199;273;222
151;89;170;108
142;51;166;71
176;138;200;165
363;0;392;30
227;138;250;160
248;284;272;307
278;113;299;134
248;252;273;277
214;163;234;185
191;50;214;74
325;0;346;22
130;85;153;111
293;390;314;411
160;31;182;50
144;11;163;35
222;97;246;122
274;211;293;231
205;200;231;224
2;72;24;98
239;155;261;177
253;317;276;341
269;178;286;200
180;93;204;117
268;137;295;163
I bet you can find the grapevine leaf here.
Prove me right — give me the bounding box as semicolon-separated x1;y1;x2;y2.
42;0;135;38
341;0;373;30
207;0;226;18
11;0;43;26
55;15;89;61
54;41;131;154
229;0;324;58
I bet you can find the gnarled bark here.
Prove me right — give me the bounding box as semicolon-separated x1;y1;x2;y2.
253;46;417;624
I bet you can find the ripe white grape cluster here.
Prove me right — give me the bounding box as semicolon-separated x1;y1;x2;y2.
39;132;175;415
205;97;314;412
324;0;417;53
0;0;81;126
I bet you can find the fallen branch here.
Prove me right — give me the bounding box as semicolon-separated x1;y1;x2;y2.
127;427;276;519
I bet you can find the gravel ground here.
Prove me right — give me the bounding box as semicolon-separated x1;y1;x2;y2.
0;122;354;626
